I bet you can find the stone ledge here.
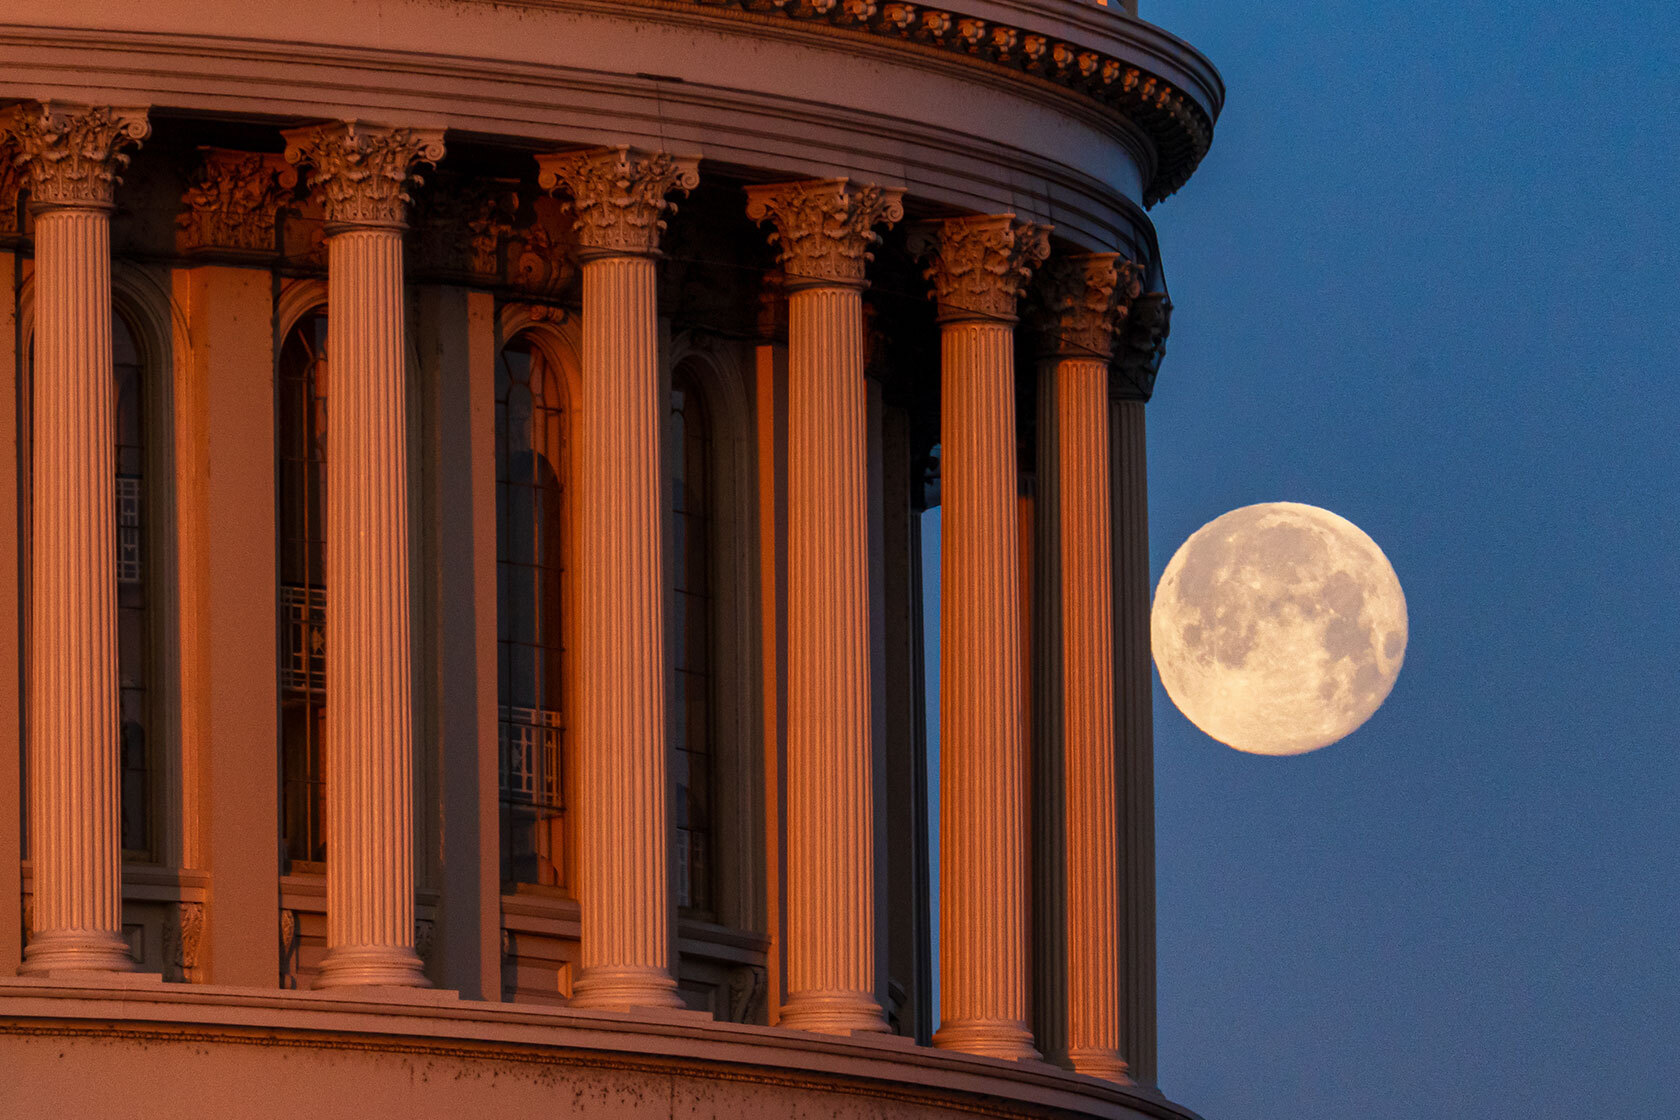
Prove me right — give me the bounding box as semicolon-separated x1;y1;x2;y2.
0;980;1200;1120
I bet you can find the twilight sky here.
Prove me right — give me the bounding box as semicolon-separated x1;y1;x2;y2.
923;2;1675;1117
1140;2;1679;1117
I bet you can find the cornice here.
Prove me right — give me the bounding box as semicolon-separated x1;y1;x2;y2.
566;0;1218;204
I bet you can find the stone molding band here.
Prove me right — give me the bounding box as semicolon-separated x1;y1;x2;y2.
684;0;1212;204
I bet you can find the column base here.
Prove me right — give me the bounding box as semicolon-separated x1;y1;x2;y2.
778;989;889;1035
19;929;138;976
1067;1047;1133;1084
569;965;684;1012
932;1018;1042;1062
313;945;431;990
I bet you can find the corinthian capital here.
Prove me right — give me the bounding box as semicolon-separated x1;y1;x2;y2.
177;148;294;255
744;178;905;290
915;214;1051;324
282;121;445;231
0;102;150;211
535;146;700;258
1031;253;1145;360
1112;289;1172;401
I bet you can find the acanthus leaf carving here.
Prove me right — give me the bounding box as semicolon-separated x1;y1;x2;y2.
177;148;294;255
1032;252;1138;361
282;121;445;231
410;171;520;279
1112;288;1171;401
0;102;150;210
744;178;904;290
535;146;700;258
914;213;1051;324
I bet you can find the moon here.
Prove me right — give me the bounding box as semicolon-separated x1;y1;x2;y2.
1151;502;1407;756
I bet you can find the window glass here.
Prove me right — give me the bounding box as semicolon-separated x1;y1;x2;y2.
113;313;152;860
496;334;568;889
278;310;328;869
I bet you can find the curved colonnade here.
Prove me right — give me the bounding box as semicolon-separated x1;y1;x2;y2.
0;2;1219;1117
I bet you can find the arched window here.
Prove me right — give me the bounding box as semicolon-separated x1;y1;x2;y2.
669;362;714;916
113;312;153;860
277;310;328;869
496;333;568;889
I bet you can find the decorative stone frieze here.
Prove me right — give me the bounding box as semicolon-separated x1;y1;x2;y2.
536;146;700;258
917;213;1050;324
177;148;293;255
1111;290;1171;400
745;178;905;289
0;102;149;211
281;122;445;230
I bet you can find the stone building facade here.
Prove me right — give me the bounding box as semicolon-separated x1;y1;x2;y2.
0;2;1219;1116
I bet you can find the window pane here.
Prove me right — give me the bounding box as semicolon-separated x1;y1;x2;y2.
496;335;568;889
278;310;329;868
669;364;714;916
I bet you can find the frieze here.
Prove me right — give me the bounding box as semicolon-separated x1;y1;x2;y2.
745;178;905;290
282;121;446;231
915;213;1050;324
0;102;150;210
177;148;294;255
536;146;700;258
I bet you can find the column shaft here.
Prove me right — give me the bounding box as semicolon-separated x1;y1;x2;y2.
934;321;1037;1059
315;228;427;988
571;254;682;1009
1058;358;1127;1080
780;284;885;1032
22;207;134;974
1111;397;1157;1083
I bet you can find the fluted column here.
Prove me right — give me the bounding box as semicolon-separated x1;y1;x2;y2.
284;122;444;989
1031;253;1141;1081
537;147;699;1011
918;214;1049;1059
745;179;905;1034
2;103;150;975
1110;287;1171;1085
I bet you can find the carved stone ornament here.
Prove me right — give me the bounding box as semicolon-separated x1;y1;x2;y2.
163;902;205;982
1112;290;1172;401
282;121;446;231
177;148;294;255
744;178;905;290
535;146;700;258
915;213;1051;324
0;102;150;210
0;148;23;239
1032;252;1121;360
410;172;520;279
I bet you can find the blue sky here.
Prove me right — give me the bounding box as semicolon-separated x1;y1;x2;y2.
1141;2;1679;1117
925;2;1677;1117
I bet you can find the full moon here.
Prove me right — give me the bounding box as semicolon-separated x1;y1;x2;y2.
1151;502;1407;756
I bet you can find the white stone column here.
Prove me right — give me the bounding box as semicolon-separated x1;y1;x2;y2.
537;146;698;1011
919;214;1049;1059
284;122;444;989
1031;253;1138;1082
745;179;904;1034
2;103;150;976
